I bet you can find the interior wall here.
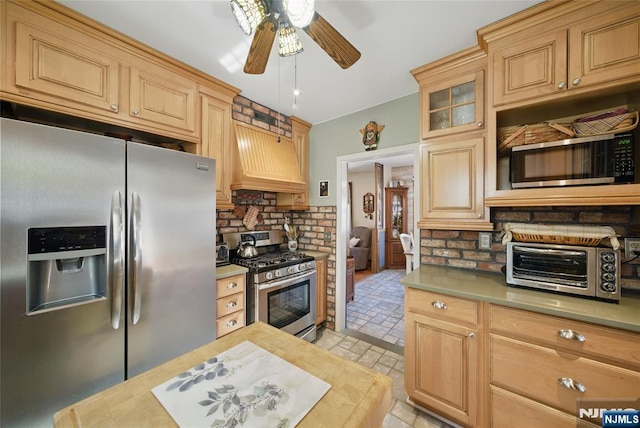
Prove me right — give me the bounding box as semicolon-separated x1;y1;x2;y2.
349;170;376;229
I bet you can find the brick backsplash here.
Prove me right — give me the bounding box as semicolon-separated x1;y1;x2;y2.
232;95;292;139
419;206;640;284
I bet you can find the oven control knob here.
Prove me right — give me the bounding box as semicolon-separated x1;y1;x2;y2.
288;266;295;274
275;270;282;278
299;263;307;271
602;263;616;272
601;252;616;263
601;282;617;293
265;272;273;280
307;262;314;269
601;272;616;282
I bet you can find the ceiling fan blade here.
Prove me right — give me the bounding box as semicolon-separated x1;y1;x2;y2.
244;15;277;74
303;12;361;69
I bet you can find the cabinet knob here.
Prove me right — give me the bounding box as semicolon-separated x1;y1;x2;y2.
468;332;476;338
572;78;582;86
132;109;139;116
558;377;586;393
110;104;119;112
558;81;566;89
557;329;586;342
226;319;237;328
431;300;447;310
226;301;237;309
477;214;482;218
476;122;483;127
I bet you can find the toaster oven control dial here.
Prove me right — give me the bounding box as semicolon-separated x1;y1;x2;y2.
601;272;616;282
601;252;616;263
601;282;617;293
601;262;616;272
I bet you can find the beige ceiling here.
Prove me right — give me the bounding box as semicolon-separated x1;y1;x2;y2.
58;0;541;125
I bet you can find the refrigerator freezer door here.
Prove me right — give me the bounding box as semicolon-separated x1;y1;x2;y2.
0;118;126;427
126;142;216;378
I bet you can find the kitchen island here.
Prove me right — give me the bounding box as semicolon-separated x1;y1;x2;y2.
54;322;392;427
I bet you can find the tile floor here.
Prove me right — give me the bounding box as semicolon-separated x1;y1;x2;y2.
347;268;406;347
337;268;457;427
314;326;457;428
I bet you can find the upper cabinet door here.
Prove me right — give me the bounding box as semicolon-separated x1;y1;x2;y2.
492;30;567;106
13;21;121;114
568;7;640;90
129;65;197;137
420;70;484;139
201;93;233;210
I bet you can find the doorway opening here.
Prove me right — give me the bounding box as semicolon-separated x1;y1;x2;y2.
334;144;420;345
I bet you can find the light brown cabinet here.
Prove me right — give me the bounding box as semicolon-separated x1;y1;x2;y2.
490;2;640;107
2;0;239;147
412;46;485;139
277;117;311;211
315;256;327;325
385;187;407;269
200;89;234;210
481;0;640;207
128;65;197;139
404;287;481;427
346;257;354;303
419;135;492;231
488;305;640;427
215;274;245;338
6;2;122;117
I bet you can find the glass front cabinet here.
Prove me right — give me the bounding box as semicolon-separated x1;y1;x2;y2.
385;187;408;269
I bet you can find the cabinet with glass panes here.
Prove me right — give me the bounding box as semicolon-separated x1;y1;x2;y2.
412;46;485;139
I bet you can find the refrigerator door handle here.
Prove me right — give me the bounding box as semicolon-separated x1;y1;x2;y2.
109;191;125;329
130;192;143;325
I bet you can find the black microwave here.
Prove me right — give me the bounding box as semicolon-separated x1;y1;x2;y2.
510;132;635;189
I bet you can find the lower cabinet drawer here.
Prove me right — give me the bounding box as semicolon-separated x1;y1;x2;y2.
216;292;244;318
216;311;245;338
490;334;640;415
490;386;598;428
405;287;478;325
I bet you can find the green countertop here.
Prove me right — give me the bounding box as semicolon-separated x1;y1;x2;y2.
216;264;248;279
400;265;640;334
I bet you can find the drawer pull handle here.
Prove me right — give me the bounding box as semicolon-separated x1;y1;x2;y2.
431;301;447;310
558;377;586;393
557;329;586;342
226;282;237;289
226;320;237;328
226;301;237;309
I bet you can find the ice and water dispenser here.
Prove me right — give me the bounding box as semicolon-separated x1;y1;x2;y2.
27;226;107;314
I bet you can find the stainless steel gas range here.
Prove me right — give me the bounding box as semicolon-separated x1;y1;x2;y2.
223;231;317;342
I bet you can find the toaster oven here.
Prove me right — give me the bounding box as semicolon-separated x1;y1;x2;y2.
506;242;620;302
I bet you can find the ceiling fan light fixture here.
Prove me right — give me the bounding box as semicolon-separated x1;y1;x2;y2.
283;0;315;28
230;0;267;35
278;21;304;56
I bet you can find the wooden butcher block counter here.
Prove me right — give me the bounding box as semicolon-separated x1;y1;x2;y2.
54;322;392;427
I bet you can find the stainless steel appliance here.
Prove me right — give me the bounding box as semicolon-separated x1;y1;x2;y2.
216;242;230;266
509;132;636;189
223;231;317;342
506;242;620;302
1;118;217;427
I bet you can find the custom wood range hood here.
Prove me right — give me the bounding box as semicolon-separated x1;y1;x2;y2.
230;121;305;194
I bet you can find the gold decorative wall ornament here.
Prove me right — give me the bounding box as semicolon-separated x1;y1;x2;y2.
360;121;385;151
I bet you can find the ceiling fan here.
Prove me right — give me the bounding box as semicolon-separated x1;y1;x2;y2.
230;0;361;74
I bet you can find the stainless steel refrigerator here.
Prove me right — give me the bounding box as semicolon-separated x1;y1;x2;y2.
0;118;217;427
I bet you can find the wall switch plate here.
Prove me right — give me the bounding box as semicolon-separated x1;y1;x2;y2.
324;232;332;241
624;238;640;256
479;232;492;250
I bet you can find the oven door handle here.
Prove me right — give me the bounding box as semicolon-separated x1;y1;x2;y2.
257;270;316;291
